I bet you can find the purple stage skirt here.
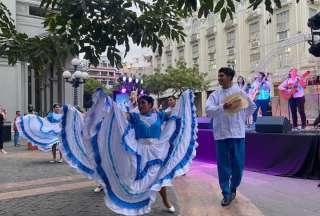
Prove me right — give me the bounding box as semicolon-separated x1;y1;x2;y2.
195;129;320;179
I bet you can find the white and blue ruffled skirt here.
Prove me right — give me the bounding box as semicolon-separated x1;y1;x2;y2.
15;114;61;151
60;89;198;215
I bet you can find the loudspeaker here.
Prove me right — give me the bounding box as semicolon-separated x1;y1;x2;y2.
255;116;292;133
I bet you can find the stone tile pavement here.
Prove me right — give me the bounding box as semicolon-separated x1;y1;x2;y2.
1;141;320;216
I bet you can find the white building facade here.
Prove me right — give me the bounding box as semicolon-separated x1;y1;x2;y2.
153;0;320;115
0;0;77;120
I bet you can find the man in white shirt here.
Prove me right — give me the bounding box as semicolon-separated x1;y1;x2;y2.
278;68;307;129
205;67;256;207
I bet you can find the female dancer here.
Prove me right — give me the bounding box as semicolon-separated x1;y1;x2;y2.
16;104;63;162
61;89;197;215
237;75;246;91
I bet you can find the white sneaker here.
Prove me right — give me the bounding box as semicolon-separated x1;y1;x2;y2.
57;159;63;163
167;206;175;213
1;149;7;154
94;186;103;193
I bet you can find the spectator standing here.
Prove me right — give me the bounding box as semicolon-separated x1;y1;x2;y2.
13;111;21;147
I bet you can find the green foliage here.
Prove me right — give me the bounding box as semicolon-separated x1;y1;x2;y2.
40;0;187;67
182;0;305;21
143;61;210;97
0;0;312;72
141;72;169;98
84;78;111;94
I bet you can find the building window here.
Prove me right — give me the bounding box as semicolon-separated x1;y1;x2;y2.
178;47;184;61
250;53;260;63
101;61;108;67
167;52;172;67
278;31;288;41
249;22;259;41
227;30;235;48
208;36;216;68
276;10;289;41
278;48;290;68
192;43;199;65
208;37;215;53
156;56;161;69
29;6;46;17
207;13;216;27
250;53;260;71
191;19;200;33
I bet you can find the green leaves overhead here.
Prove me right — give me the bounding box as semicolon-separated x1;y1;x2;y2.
214;0;225;14
0;2;15;38
0;0;311;72
40;0;186;67
182;0;304;21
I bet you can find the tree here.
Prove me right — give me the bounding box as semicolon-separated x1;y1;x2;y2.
165;61;210;95
143;61;210;97
40;0;187;67
142;72;169;98
84;78;110;94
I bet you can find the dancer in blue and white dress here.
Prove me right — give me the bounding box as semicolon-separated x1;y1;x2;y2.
16;104;64;162
61;89;198;215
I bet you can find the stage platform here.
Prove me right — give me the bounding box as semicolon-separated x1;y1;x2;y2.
196;128;320;179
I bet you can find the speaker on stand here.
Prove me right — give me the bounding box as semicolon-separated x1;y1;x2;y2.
255;116;292;133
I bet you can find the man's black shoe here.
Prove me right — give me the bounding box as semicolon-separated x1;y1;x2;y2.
221;196;232;207
231;191;236;200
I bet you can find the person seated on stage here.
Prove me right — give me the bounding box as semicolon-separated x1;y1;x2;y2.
278;68;307;130
251;72;271;124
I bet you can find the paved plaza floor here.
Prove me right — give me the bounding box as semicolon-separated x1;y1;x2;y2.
0;141;319;216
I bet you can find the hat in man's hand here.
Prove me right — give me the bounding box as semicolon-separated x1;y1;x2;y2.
223;92;249;115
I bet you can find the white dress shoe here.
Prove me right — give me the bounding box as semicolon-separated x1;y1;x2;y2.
167;206;175;213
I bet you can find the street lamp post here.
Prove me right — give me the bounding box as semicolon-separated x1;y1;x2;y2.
62;58;89;106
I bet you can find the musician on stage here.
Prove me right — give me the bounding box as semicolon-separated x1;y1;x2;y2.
278;68;307;130
251;72;271;123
